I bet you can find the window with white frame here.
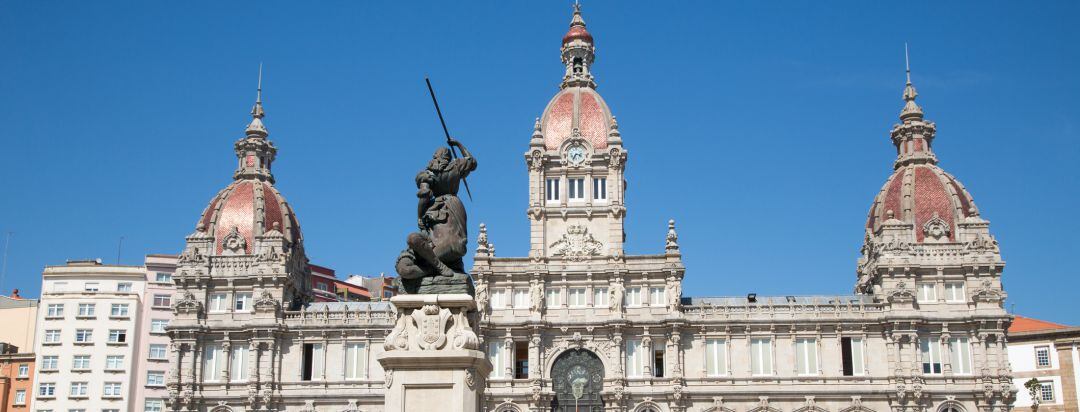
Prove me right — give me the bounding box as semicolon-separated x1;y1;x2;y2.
76;303;95;317
919;337;943;374
106;355;123;370
944;282;965;303
155;272;173;283
487;341;506;379
43;329;60;343
949;337;972;374
1039;381;1055;402
203;344;222;382
151;319;169;334
147;371;165;387
117;282;132;292
231;344;248;382
490;289;507;309
17;364;28;377
568;288;587;307
108;329;127;343
705;339;728;376
593;287;608;307
751;338;773;375
841;337;864;376
344;342;368;380
40;356;58;370
234;292;253;311
69;381;88;397
209;293;228;312
72;355;90;370
1035;346;1051;367
145;399;164;412
625;339;644;377
83;282;99;292
917;282;937;302
152;294;171;308
103;382;122;397
568;178;585;200
512;289;529;309
149;344;167;360
546;178;560;202
593;177;607;200
546;289;562;308
649;287;666;307
110;303;129;317
74;329;92;343
13;389;25;405
625;287;642;307
46;304;64;318
795;338;818;375
37;382;55;397
300;343;324;381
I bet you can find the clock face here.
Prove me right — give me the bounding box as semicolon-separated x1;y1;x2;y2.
567;145;587;165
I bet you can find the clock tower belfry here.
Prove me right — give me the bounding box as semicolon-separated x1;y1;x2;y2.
526;4;627;261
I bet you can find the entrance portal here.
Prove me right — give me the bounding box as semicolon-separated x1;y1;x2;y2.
550;349;604;412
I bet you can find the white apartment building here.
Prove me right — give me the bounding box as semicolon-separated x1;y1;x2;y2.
32;260;146;412
1007;315;1080;411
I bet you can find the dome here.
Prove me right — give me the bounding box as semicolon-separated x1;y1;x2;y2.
562;25;593;45
196;180;303;255
865;164;979;243
539;86;614;150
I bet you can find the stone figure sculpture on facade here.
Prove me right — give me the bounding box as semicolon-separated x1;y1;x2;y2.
394;138;478;296
530;282;544;312
609;281;624;312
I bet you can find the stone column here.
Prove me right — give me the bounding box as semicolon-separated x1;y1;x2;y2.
1056;341;1079;412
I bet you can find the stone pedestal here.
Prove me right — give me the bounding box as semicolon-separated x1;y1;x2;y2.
378;294;491;412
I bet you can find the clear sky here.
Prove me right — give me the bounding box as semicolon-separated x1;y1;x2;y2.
1;2;1077;324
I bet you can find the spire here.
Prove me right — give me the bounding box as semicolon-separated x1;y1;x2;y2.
234;64;278;183
246;63;269;137
561;3;597;89
900;43;923;122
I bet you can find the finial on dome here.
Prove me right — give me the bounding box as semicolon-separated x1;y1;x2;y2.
571;1;586;28
246;63;269;137
900;43;923;122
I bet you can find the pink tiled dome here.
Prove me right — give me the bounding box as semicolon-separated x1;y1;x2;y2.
540;86;613;150
865;164;979;243
196;180;302;255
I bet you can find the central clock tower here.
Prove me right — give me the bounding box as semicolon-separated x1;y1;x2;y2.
525;4;627;261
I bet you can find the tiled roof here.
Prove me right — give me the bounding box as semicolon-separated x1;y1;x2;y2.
1010;315;1069;333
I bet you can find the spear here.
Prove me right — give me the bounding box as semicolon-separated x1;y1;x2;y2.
425;77;473;201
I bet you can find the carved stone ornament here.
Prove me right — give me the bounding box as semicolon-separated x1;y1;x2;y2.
550;224;605;260
965;233;999;252
972;280;1006;304
922;212;951;242
298;400;316;412
382;297;479;352
887;282;917;304
177;245;205;264
221;226;248;254
340;400;362;412
173;290;203;315
530;150;544;171
465;367;477;389
384;369;393;388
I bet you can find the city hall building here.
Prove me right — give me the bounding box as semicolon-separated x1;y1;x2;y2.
167;6;1015;412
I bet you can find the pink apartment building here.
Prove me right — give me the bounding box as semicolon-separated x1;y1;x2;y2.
134;255;177;412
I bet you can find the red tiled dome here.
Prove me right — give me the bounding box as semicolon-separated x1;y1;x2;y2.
865;164;979;243
540;87;613;150
196;180;302;255
562;26;593;45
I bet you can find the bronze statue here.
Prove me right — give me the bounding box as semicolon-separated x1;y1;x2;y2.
395;138;477;295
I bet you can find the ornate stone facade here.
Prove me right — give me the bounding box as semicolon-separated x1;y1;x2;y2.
170;5;1014;412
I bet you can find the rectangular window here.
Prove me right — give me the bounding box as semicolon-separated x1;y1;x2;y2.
102;382;122;397
1035;346;1051;367
147;371;165;387
153;294;171;308
1040;381;1055;402
151;319;169;334
593;177;607;200
209;293;228;312
72;355;90;370
13;389;25;405
38;382;55;397
592;287;609;308
944;282;965;302
920;338;943;374
490;290;507;309
149;344;168;360
488;341;505;379
841;337;864;376
795;338;818;375
43;330;60;343
546;289;562;308
950;337;972;374
83;283;99;292
344;342;368;380
74;329;92;343
69;381;88;397
512;289;529;309
625;339;643;377
546;178;560;202
751;338;773;375
301;343;324;381
653;341;665;378
77;303;95;317
110;303;129;317
108;329;127;343
106;355;123;370
514;341;529;379
650;287;666;307
625;287;642;307
705;339;727;376
917;282;937;302
568;178;585;200
568;288;587;307
117;282;132;292
155;272;173;283
231;344;248;382
203;344;221;382
41;356;58;370
18;364;28;377
234;292;253;311
145;400;164;412
46;304;64;318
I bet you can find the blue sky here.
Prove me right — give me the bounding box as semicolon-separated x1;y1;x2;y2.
1;2;1077;324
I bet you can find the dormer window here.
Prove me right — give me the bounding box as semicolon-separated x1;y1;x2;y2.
593;178;607;201
568;178;585;201
546;178;560;202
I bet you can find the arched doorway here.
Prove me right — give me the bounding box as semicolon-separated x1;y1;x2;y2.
550;348;604;412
